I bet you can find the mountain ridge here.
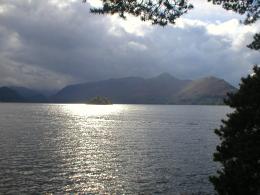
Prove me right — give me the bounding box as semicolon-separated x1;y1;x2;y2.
52;74;236;105
0;74;237;104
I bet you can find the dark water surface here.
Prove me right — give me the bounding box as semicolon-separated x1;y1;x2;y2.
0;104;231;194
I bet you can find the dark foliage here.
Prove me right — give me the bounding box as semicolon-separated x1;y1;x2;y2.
248;33;260;51
206;1;260;194
85;0;259;25
209;66;260;194
84;0;193;26
209;0;260;24
87;96;112;104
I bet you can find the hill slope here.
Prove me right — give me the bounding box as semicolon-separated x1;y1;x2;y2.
172;77;237;104
52;74;236;104
9;86;47;102
0;87;24;102
0;86;47;102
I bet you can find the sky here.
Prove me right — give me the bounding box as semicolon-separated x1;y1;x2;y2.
0;0;259;90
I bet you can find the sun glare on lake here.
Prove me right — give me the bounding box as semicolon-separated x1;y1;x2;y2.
62;104;127;117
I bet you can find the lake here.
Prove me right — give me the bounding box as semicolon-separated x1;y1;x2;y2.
0;104;231;194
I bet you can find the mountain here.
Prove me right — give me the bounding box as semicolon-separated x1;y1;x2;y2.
52;73;236;104
171;77;237;105
9;86;47;102
0;74;236;104
0;86;47;102
0;87;24;102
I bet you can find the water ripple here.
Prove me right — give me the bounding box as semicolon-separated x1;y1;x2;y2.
0;104;231;194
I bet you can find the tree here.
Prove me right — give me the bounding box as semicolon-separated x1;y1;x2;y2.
85;0;260;194
248;33;260;51
206;2;260;193
85;0;259;24
209;0;260;24
85;0;193;26
209;66;260;194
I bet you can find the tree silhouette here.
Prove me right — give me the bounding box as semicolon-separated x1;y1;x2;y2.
209;0;260;24
209;66;260;194
86;0;259;24
248;33;260;51
85;0;193;26
207;3;259;193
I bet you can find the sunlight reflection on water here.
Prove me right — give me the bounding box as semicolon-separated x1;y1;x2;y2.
63;104;127;117
56;104;130;193
0;104;231;194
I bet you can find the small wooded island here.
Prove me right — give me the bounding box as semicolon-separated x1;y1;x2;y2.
87;96;112;105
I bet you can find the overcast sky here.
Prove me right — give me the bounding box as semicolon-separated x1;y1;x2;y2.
0;0;259;90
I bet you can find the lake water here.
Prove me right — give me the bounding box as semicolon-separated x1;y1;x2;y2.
0;104;231;194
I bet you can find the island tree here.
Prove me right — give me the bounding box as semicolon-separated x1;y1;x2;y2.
87;96;112;104
85;0;260;194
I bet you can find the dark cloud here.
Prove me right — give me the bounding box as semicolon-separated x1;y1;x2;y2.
0;0;259;90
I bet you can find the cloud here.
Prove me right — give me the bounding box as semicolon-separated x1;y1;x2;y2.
108;15;151;37
176;18;259;50
0;0;259;90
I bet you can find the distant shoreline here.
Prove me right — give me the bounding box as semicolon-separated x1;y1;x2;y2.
0;102;227;106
